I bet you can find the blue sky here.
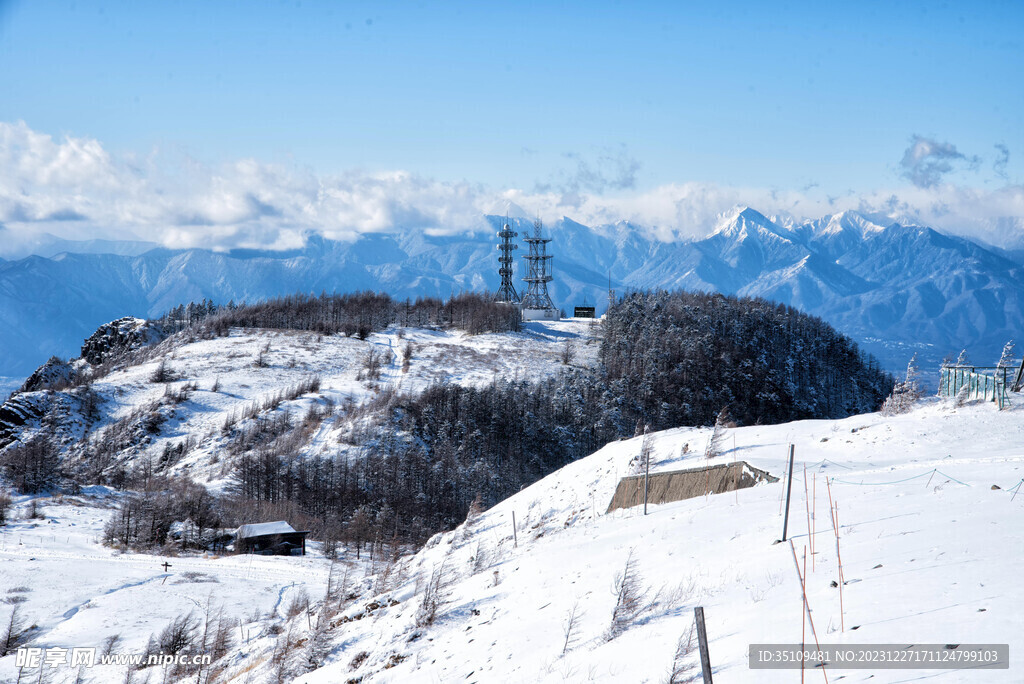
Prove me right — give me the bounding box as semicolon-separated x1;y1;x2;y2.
0;0;1022;248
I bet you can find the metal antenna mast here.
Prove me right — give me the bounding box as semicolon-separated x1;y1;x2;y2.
495;215;520;304
521;218;556;314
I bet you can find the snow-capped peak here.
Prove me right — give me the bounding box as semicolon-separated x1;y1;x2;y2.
813;210;889;237
710;206;791;242
486;199;531;220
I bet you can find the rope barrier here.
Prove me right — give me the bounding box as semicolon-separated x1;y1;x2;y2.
819;459;854;470
832;468;971;487
932;470;971;487
832;471;932;486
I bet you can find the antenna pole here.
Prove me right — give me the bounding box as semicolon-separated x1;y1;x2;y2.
521;218;557;319
495;214;520;304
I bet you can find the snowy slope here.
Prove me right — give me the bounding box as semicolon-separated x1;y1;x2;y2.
0;392;1022;682
287;397;1023;683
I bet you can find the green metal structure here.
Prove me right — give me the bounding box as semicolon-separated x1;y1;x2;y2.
939;364;1016;409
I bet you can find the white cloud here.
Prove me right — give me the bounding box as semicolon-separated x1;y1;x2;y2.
1;120;1022;251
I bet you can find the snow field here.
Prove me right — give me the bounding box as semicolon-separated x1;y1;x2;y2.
0;489;341;684
1;338;1021;682
296;398;1023;683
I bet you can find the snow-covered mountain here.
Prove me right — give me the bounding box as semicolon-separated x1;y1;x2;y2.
0;224;158;260
1;209;1021;380
644;208;1024;373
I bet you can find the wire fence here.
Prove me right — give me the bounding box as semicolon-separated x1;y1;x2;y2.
939;365;1015;409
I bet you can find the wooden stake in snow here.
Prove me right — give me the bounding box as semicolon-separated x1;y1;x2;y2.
803;465;813;569
789;540;829;684
643;444;650;516
825;475;843;629
834;503;845;632
694;606;713;684
812;473;817;571
781;445;796;541
824;476;836;537
801;548;806;684
511;511;518;548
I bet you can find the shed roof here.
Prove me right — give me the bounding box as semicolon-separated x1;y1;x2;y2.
236;521;298;539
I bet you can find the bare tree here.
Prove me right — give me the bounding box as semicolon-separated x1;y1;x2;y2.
0;490;11;526
149;358;173;383
667;623;700;683
156;612;198;655
285;590;310;619
607;548;651;640
304;600;332;672
270;623;298;683
1;437;60;494
562;600;583;655
1;605;26;656
101;634;122;657
361;347;383;380
401;342;415;373
560;339;576;365
704;406;733;459
416;552;455;628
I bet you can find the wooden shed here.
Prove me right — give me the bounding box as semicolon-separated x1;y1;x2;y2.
235;521;309;556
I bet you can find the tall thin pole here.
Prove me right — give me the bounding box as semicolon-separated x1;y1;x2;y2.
694;606;713;683
781;445;796;541
790;540;829;683
804;465;812;568
643;446;650;515
834;503;845;632
812;473;817;571
801;548;807;684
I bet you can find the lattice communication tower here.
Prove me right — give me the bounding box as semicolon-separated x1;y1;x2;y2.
521;219;556;312
495;217;520;304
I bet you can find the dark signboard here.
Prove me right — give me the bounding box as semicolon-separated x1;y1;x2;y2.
573;306;596;318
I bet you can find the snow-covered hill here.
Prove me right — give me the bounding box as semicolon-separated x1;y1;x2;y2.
1;209;1022;380
1;395;1021;683
0;319;601;485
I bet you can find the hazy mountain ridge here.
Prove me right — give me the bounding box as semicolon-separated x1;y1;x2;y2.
1;208;1022;379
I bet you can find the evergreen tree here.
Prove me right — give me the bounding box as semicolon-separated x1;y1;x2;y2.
997;340;1017;368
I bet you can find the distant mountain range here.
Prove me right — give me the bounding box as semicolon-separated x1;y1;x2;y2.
1;207;1022;381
